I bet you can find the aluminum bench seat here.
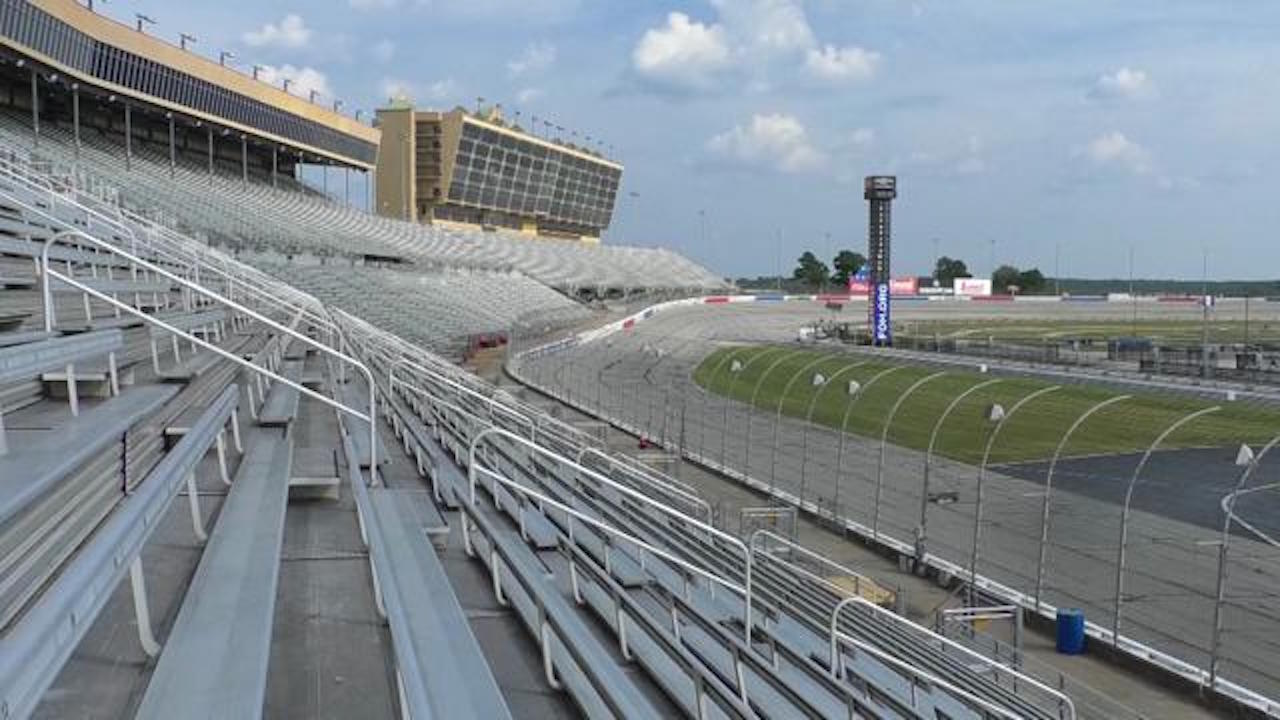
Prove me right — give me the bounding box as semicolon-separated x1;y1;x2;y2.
364;489;509;718
0;384;176;528
0;385;239;720
0;328;51;347
461;501;667;720
258;360;303;427
134;429;294;720
0;275;34;289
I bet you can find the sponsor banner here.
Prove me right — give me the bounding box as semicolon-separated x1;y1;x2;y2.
872;282;892;344
953;278;992;296
918;285;953;296
890;276;919;295
703;296;730;304
849;277;917;295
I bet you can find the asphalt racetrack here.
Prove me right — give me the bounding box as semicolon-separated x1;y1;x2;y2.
515;297;1280;704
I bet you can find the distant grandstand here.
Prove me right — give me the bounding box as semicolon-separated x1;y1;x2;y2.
375;101;622;242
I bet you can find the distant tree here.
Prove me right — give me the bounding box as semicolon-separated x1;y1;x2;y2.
992;264;1021;293
934;256;971;285
1017;268;1047;293
831;249;867;285
793;251;830;289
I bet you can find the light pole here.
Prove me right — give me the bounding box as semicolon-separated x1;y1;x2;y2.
179;32;196;50
135;13;155;33
219;50;235;67
1033;394;1131;611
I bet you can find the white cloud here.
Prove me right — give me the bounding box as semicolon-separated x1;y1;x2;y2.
1082;131;1150;174
707;113;824;173
372;39;396;63
258;65;330;99
804;44;880;82
1090;67;1155;101
632;1;879;94
508;42;556;77
711;0;814;56
242;14;311;49
633;12;732;90
516;87;544;104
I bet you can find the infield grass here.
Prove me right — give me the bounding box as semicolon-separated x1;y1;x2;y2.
693;345;1280;465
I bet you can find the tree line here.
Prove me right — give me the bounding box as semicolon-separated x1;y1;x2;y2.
783;250;1048;293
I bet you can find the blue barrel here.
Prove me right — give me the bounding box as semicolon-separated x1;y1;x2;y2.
1055;608;1086;655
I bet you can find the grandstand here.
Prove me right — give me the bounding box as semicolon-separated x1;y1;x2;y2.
0;2;1103;719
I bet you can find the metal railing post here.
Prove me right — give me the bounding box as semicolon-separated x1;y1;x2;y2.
970;386;1060;598
873;371;947;542
1112;406;1220;645
798;359;870;504
1208;433;1280;688
769;353;840;496
1034;395;1131;611
919;378;1001;562
834;366;904;521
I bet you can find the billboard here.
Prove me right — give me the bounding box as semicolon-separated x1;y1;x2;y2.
848;275;916;296
953;278;992;296
890;277;918;295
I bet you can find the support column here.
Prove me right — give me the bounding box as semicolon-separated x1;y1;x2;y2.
271;146;278;188
30;68;38;148
240;134;247;183
72;84;80;161
124;103;132;171
345;167;350;206
167;114;176;178
207;126;213;180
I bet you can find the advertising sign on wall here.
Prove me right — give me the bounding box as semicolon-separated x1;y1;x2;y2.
953;278;993;296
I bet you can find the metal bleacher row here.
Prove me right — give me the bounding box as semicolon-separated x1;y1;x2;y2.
251;259;592;359
0;109;725;294
0;131;1076;719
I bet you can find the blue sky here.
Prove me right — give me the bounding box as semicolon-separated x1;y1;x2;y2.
89;1;1280;280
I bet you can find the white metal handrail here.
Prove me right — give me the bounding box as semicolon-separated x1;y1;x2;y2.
465;425;757;648
37;228;378;469
829;595;1077;719
577;446;713;524
747;529;888;605
831;628;1026;720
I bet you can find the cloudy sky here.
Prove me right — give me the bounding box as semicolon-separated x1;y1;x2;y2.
91;1;1280;280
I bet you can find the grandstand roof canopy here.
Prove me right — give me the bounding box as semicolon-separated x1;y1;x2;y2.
0;0;380;168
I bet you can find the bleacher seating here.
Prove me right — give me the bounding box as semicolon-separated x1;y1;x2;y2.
0;123;1078;720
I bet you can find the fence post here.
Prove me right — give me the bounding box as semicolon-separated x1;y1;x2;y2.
873;371;947;543
1034;395;1131;611
770;354;840;497
919;378;1001;562
1112;406;1220;646
799;359;870;510
834;366;905;524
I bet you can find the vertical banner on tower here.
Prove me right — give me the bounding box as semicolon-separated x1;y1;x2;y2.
873;281;891;343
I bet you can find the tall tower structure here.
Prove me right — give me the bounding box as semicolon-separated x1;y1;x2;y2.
864;176;897;346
